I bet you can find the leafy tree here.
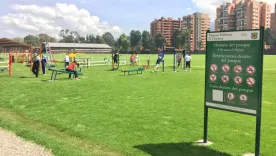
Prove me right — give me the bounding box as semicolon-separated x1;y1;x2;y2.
264;28;275;45
154;33;166;48
24;35;40;47
130;30;141;50
95;35;105;44
117;33;130;52
102;32;115;47
141;30;151;50
38;34;56;42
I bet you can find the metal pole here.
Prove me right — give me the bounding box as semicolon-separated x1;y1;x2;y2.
203;106;208;143
173;48;176;72
255;26;264;156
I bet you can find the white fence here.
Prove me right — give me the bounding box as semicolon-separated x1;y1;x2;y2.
76;57;127;68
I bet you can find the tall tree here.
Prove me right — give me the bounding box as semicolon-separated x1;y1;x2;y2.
95;35;105;44
117;33;130;52
141;30;151;50
154;33;166;48
264;28;275;45
130;30;142;50
24;35;40;47
102;32;115;47
38;34;56;42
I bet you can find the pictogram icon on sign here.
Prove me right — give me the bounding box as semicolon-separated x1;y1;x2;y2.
222;64;230;73
234;76;242;85
227;93;235;101
239;94;248;103
246;66;256;75
221;75;229;84
210;74;217;82
246;77;256;86
234;65;242;74
210;64;218;72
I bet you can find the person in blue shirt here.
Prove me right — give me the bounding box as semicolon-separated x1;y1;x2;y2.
41;55;47;75
153;49;164;71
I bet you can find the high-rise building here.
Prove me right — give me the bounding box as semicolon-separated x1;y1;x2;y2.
182;13;210;51
271;4;276;35
215;0;271;31
150;17;182;46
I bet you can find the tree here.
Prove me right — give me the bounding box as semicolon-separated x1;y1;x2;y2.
172;29;183;48
38;34;56;42
102;32;115;47
264;28;275;45
117;33;130;52
154;33;166;48
24;35;40;47
95;35;105;44
130;30;142;50
197;41;203;51
141;30;151;50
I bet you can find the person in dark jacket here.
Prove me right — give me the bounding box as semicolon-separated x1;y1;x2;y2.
41;55;47;75
32;54;40;78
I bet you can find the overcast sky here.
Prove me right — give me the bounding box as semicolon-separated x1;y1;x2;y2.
0;0;275;39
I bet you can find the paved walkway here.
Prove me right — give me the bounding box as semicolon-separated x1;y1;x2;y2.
0;128;52;156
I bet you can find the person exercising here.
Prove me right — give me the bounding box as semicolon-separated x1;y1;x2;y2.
185;53;192;72
66;61;79;80
153;49;163;71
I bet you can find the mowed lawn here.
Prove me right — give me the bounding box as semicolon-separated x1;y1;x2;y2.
0;54;275;156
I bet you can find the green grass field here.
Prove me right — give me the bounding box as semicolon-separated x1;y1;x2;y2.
0;54;275;156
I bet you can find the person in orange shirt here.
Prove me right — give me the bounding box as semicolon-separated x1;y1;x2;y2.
66;61;79;80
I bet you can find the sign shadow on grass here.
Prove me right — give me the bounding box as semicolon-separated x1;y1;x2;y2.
134;142;231;156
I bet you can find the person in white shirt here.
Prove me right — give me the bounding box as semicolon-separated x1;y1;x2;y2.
185;53;192;72
64;53;70;68
135;53;139;65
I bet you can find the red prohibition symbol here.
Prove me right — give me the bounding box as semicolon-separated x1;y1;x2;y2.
222;64;230;73
240;94;248;103
210;64;218;72
221;75;229;84
246;65;256;75
227;93;235;101
246;77;256;86
210;74;217;82
234;65;242;74
234;76;243;85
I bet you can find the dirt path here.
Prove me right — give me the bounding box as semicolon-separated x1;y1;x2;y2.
0;128;53;156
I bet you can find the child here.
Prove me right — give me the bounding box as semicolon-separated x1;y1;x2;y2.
185;53;192;72
66;61;79;80
135;53;139;65
41;55;47;75
130;54;135;66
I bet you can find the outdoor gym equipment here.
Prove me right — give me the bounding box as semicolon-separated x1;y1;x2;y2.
173;47;186;72
40;42;56;68
0;52;12;76
142;56;150;69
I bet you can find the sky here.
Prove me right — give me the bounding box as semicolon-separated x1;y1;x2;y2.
0;0;275;39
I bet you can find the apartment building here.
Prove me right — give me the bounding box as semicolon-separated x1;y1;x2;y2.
150;17;182;46
215;0;271;31
182;13;210;51
271;4;276;35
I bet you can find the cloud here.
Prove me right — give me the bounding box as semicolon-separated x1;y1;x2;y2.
0;3;122;39
191;0;276;21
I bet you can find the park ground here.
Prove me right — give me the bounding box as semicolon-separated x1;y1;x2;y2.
0;54;276;156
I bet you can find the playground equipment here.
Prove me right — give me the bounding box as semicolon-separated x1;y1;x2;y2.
40;42;56;68
172;47;186;72
111;51;127;70
0;52;12;76
142;56;151;69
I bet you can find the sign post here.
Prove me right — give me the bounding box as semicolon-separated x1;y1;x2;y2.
204;28;264;156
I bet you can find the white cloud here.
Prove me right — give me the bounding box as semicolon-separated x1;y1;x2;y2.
191;0;276;21
0;3;122;39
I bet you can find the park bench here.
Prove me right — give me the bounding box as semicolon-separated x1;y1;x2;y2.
48;68;83;81
122;68;144;75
